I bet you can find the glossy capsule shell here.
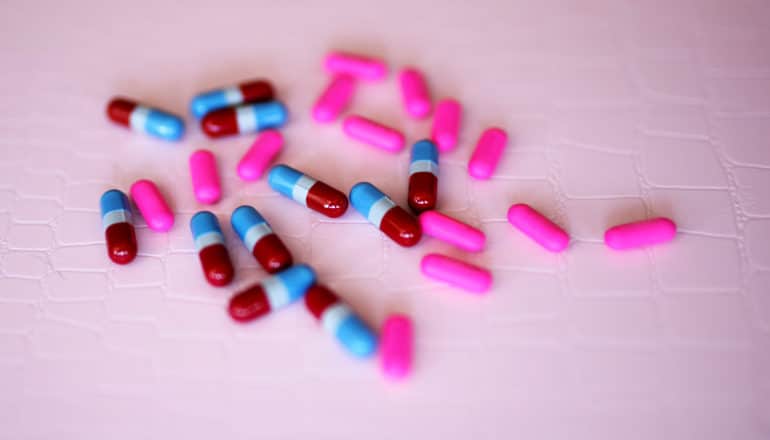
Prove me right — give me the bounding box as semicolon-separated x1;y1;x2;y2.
313;74;355;123
507;204;569;253
201;101;287;138
228;264;316;322
342;115;405;153
237;130;283;181
268;164;348;218
468;127;508;180
420;253;492;294
605;217;677;250
106;97;185;141
408;140;439;214
230;205;293;273
324;51;387;81
399;68;431;119
130;179;174;232
431;99;462;152
190;79;274;119
100;189;137;265
380;314;413;381
349;182;421;247
190;211;234;287
305;285;378;358
189;149;221;204
419;211;485;252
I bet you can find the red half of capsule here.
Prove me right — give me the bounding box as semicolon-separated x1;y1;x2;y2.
198;244;234;287
201;108;238;138
304;285;339;319
228;285;271;322
240;80;275;102
106;97;137;126
253;234;293;274
307;182;349;218
408;172;438;214
105;222;138;265
380;206;422;247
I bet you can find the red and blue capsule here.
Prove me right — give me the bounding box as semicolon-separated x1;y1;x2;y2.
230;205;293;273
228;264;316;322
100;189;137;265
349;182;422;247
305;285;378;358
106;97;185;141
201;101;288;138
268;164;348;218
407;139;439;214
190;79;274;119
190;211;234;287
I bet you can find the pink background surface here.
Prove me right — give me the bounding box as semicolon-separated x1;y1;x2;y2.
1;0;770;438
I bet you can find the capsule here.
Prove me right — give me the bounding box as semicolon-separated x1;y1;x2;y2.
420;253;492;294
468;127;508;180
507;204;569;253
201;101;287;138
407;140;439;214
189;149;221;204
100;189;137;265
190;211;234;287
237;130;284;181
268;164;348;218
313;74;355;123
324;51;387;81
605;217;677;250
349;182;421;247
304;285;378;358
419;211;485;252
431;99;462;152
190;79;274;119
399;68;431;119
342;115;405;153
106;97;185;141
380;314;413;381
228;264;316;322
230;205;293;273
130;179;174;232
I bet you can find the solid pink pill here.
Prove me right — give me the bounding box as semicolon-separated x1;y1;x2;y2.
189;149;221;205
380;314;413;381
342;115;405;153
604;217;677;250
130;179;174;232
507;203;569;252
312;74;355;123
237;130;283;181
420;253;492;294
431;99;462;152
324;52;387;81
468;127;507;180
419;211;485;252
399;67;431;119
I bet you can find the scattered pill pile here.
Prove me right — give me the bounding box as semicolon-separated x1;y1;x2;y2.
102;50;678;382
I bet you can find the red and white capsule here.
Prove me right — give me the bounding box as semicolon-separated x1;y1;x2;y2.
349;182;422;247
230;205;293;274
407;140;439;214
100;189;137;265
267;164;348;218
305;285;378;358
190;211;234;287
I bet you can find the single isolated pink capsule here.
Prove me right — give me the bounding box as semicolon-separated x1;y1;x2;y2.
420;253;492;294
399;67;431;119
189;149;221;204
507;204;569;252
130;179;174;232
313;74;355;123
419;211;485;252
604;217;677;250
380;314;413;381
324;51;387;81
237;130;283;181
431;99;462;152
342;115;405;153
468;127;507;180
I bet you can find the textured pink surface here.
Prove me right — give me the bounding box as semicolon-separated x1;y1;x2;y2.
1;0;770;438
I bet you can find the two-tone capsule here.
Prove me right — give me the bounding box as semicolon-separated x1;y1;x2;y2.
231;205;293;273
305;285;378;358
228;265;316;322
202;101;287;138
100;189;138;265
407;140;439;214
268;165;348;218
190;79;274;119
190;211;234;287
106;97;185;141
349;182;421;247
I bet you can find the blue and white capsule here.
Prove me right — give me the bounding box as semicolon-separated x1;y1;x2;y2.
107;97;185;141
190;211;234;287
230;205;293;273
350;182;422;247
305;285;378;358
100;189;137;265
190;79;275;119
201;101;288;138
408;139;439;213
268;164;349;218
228;264;317;322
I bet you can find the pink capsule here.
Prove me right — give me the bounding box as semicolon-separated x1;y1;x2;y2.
399;68;431;119
507;204;569;252
468;127;508;180
324;51;387;81
313;74;355;123
130;179;174;232
189;149;221;205
419;211;485;252
431;99;462;152
605;217;677;250
342;115;405;153
420;253;492;294
237;130;283;181
380;314;413;381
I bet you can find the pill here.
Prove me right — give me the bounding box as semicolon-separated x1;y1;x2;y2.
228;264;316;322
106;97;185;141
189;149;221;205
349;182;421;247
324;51;387;81
468;127;507;180
380;314;413;381
305;285;378;358
407;139;439;214
268;164;348;218
604;217;677;250
190;211;234;287
431;99;462;152
237;130;283;181
100;189;137;265
342;115;405;153
419;211;485;252
507;203;569;253
399;67;431;119
201;101;287;138
190;79;274;119
420;253;492;293
130;179;174;232
230;205;293;273
312;74;355;123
